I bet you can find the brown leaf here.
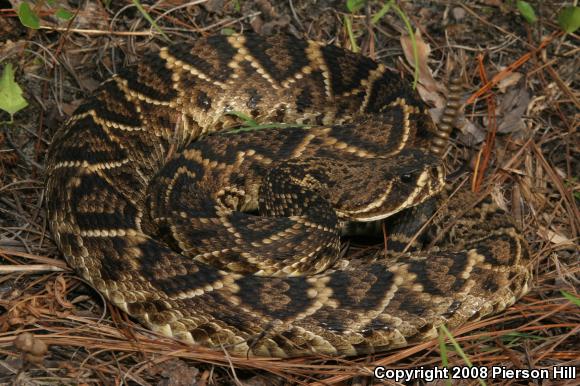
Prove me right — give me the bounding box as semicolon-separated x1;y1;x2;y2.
400;30;439;93
496;87;530;134
497;71;523;93
537;226;574;246
458;119;487;145
72;1;109;31
419;84;446;109
13;332;48;364
153;359;200;386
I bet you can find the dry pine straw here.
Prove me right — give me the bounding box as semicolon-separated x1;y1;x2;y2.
0;1;578;385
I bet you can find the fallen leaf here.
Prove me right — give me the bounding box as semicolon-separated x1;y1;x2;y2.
72;1;109;31
496;87;530;133
154;359;200;386
419;84;446;109
537;226;574;245
17;2;40;29
202;0;227;13
497;71;523;93
482;0;503;6
452;7;466;20
13;332;49;364
458;119;486;145
0;63;28;120
400;30;440;93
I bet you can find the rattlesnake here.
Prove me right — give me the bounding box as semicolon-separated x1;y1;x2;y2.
46;34;531;357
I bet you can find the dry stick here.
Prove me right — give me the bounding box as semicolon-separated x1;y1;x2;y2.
0;264;64;273
465;31;563;105
341;297;575;382
38;11;261;36
526;27;577;184
544;66;577;185
544;63;579;190
315;137;539;386
34;9;79;167
148;1;209;31
13;21;571;386
458;4;529;48
534;325;580;364
471;53;497;193
467;32;563;193
38;26;166;36
0;248;69;269
532;143;580;237
545;65;580;109
494;337;525;368
309;339;456;385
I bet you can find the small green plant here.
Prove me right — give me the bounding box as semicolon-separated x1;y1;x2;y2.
227;111;259;128
514;1;580;34
0;64;29;123
346;0;419;88
371;1;393;24
132;0;171;42
231;0;241;13
224;111;310;134
18;3;40;29
17;1;73;30
517;1;537;24
563;177;580;200
220;27;236;36
500;332;547;345
561;290;580;306
54;8;73;20
439;325;487;386
438;327;452;386
558;6;580;33
346;0;365;13
344;0;364;53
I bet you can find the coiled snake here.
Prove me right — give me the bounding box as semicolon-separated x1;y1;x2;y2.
46;34;531;357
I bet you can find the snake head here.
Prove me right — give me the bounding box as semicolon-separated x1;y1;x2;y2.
329;148;446;222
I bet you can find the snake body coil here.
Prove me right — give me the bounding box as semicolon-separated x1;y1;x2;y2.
46;34;530;357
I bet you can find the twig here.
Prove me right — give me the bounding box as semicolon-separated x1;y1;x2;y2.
466;31;563;105
0;264;65;273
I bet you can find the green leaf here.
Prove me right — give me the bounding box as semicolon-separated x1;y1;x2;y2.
232;0;241;13
226;111;258;127
225;123;309;134
391;3;419;89
371;0;394;24
438;328;452;386
346;0;365;13
18;2;40;29
439;325;487;386
220;27;236;36
501;332;547;342
561;290;580;307
343;15;360;53
517;1;537;24
55;8;74;21
132;0;171;42
558;6;580;34
0;64;29;120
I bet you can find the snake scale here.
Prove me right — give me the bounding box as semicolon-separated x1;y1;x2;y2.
46;34;531;357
